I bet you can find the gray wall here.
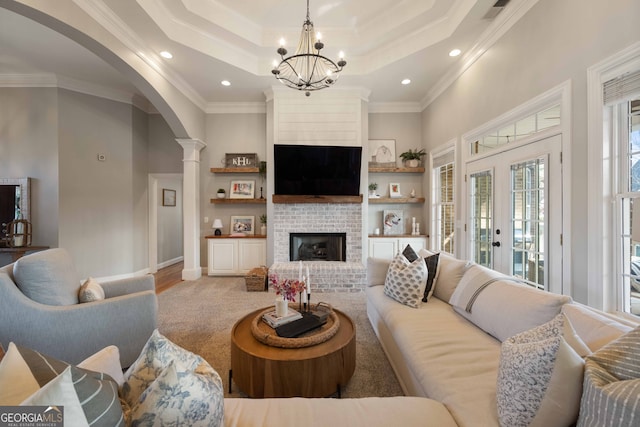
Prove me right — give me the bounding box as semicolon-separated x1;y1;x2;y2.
148;114;182;174
421;0;640;304
58;89;137;278
0;87;59;255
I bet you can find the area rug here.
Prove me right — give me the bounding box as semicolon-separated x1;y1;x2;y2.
157;276;403;398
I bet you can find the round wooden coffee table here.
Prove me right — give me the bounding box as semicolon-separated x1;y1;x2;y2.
230;306;356;398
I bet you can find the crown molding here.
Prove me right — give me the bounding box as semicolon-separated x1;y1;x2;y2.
420;0;540;111
205;102;266;114
0;73;155;113
72;0;207;111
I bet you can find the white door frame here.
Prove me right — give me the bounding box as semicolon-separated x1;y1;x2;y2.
148;173;183;274
460;80;572;295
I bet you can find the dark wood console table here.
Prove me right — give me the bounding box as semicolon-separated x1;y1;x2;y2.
0;246;49;262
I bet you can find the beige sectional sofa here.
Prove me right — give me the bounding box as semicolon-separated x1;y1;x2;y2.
365;251;639;427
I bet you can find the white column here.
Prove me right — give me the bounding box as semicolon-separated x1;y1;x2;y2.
177;138;206;280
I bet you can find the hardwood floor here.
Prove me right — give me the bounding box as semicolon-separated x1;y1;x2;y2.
153;262;184;294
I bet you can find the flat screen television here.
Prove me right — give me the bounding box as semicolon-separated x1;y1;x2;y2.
274;144;362;196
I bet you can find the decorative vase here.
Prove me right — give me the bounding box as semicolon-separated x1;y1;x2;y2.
261;224;267;235
275;295;288;317
407;159;419;168
217;193;225;199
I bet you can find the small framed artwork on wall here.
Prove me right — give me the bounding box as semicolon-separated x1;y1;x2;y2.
383;210;404;235
389;183;402;198
229;180;255;199
162;189;176;206
230;216;255;235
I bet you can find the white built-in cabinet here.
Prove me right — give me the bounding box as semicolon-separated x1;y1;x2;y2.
207;236;266;276
368;236;428;260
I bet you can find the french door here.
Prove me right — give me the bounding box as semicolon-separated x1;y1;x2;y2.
465;135;562;293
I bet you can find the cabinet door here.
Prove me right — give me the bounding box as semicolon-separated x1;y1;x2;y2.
238;240;266;273
398;237;427;254
208;240;238;275
368;238;398;260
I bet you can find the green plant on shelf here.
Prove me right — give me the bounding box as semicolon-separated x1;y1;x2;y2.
399;148;426;161
368;183;378;191
259;214;267;225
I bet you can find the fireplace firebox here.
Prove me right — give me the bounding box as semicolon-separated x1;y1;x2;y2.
290;233;346;262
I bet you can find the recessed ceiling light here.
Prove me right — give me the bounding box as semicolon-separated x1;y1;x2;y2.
449;49;461;57
221;80;231;86
160;51;173;59
401;79;411;85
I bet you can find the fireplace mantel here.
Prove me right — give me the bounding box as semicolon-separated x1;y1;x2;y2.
272;195;363;204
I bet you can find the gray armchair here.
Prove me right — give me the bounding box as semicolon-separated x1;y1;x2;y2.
0;248;157;367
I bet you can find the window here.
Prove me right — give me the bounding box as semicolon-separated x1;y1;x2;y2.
432;149;455;254
615;98;640;316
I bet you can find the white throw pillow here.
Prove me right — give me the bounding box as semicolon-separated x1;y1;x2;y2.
431;253;471;303
131;360;224;427
78;277;105;303
366;257;391;287
383;253;428;308
77;345;124;386
496;314;586;427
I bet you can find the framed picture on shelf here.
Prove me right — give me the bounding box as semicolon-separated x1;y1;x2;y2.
229;180;255;199
383;210;404;235
389;183;402;198
368;140;396;167
230;215;255;235
162;189;176;206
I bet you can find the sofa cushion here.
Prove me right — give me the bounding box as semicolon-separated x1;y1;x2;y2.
431;253;471;303
497;314;585;427
22;365;124;427
131;360;224;427
450;264;571;342
367;285;502;426
366;257;391;287
13;248;80;305
576;326;640;427
77;345;124;387
78;277;105;303
561;303;634;352
121;329;203;408
383;253;428;308
224;396;458;427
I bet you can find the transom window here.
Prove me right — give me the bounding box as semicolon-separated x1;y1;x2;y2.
470;104;561;155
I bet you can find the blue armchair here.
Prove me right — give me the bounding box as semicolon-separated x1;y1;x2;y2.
0;248;157;367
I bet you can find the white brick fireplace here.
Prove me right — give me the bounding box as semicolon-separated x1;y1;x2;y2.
265;87;369;291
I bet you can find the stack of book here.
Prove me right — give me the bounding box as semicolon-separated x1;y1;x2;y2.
262;308;303;328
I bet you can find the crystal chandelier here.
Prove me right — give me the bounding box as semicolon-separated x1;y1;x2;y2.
271;0;346;96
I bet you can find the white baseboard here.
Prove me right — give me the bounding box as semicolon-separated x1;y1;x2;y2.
157;256;184;270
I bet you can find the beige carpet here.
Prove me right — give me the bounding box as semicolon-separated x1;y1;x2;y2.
156;276;403;398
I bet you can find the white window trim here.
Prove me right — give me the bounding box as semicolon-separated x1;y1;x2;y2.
587;41;640;312
461;80;572;296
429;139;457;254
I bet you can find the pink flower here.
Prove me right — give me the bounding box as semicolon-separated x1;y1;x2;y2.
268;274;306;302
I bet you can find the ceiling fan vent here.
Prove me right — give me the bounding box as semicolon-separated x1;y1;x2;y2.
483;0;511;19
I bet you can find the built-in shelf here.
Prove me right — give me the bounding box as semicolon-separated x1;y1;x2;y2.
368;234;429;238
205;234;266;239
368;167;425;173
272;195;363;204
210;167;260;173
369;197;425;204
210;198;267;204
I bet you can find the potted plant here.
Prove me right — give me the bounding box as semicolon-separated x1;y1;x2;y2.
399;148;426;168
368;183;378;197
217;188;226;199
259;214;267;235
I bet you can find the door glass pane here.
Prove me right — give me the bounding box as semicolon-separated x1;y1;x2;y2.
511;159;545;289
470;171;493;267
